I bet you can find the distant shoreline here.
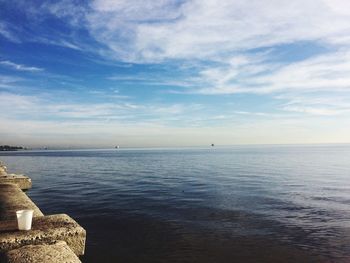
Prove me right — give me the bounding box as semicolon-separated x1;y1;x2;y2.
0;142;350;153
0;145;27;151
0;143;350;154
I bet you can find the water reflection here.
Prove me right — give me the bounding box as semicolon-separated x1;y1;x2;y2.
1;145;350;262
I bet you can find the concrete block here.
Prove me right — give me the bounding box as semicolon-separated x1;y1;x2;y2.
0;184;43;221
3;241;81;263
0;214;86;256
0;163;7;175
0;174;32;190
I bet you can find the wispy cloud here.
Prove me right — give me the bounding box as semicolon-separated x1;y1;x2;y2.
88;89;131;99
190;48;350;95
0;22;20;43
108;74;198;88
0;91;202;123
80;0;350;62
5;0;350;63
32;37;83;50
0;60;44;72
0;74;24;89
9;1;350;65
39;0;350;110
280;95;350;116
282;106;350;116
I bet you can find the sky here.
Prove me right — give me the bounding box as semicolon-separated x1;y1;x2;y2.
1;0;350;148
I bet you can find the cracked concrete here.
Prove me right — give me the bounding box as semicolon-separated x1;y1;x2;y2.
0;214;86;256
0;184;43;221
3;241;81;263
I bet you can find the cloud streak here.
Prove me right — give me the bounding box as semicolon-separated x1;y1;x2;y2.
191;48;350;95
0;91;202;123
79;0;350;62
0;22;20;43
0;60;44;72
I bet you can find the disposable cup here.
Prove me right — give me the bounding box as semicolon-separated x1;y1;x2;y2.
16;210;34;230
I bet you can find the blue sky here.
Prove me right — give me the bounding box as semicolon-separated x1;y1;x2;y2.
1;0;350;147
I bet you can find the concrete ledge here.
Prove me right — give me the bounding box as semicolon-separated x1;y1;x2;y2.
0;214;86;256
0;175;32;191
0;163;7;175
0;161;87;262
0;184;43;221
3;241;81;263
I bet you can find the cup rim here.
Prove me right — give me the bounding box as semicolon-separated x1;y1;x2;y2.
16;209;34;214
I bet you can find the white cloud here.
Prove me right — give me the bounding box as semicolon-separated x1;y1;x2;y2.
0;60;44;72
91;0;181;20
0;22;20;43
108;74;198;88
9;0;350;63
279;95;350;116
0;91;202;122
67;0;350;112
82;0;350;62
193;48;350;95
38;38;83;50
0;75;23;89
186;48;350;116
282;106;350;116
40;0;87;26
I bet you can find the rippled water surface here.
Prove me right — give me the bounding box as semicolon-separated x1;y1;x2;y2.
1;145;350;262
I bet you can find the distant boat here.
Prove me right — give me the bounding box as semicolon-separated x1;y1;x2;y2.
115;146;120;149
211;143;215;147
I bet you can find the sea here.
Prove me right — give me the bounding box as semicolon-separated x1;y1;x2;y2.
0;144;349;262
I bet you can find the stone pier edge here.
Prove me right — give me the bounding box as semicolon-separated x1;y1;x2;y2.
0;161;86;263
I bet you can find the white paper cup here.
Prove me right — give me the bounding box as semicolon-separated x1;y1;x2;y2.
16;210;34;230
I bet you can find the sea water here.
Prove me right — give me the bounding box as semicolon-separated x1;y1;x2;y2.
1;145;349;262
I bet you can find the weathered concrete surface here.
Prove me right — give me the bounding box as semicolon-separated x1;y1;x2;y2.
0;162;87;261
0;175;32;190
0;162;7;175
3;241;81;263
0;214;86;256
0;184;43;221
0;162;31;190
